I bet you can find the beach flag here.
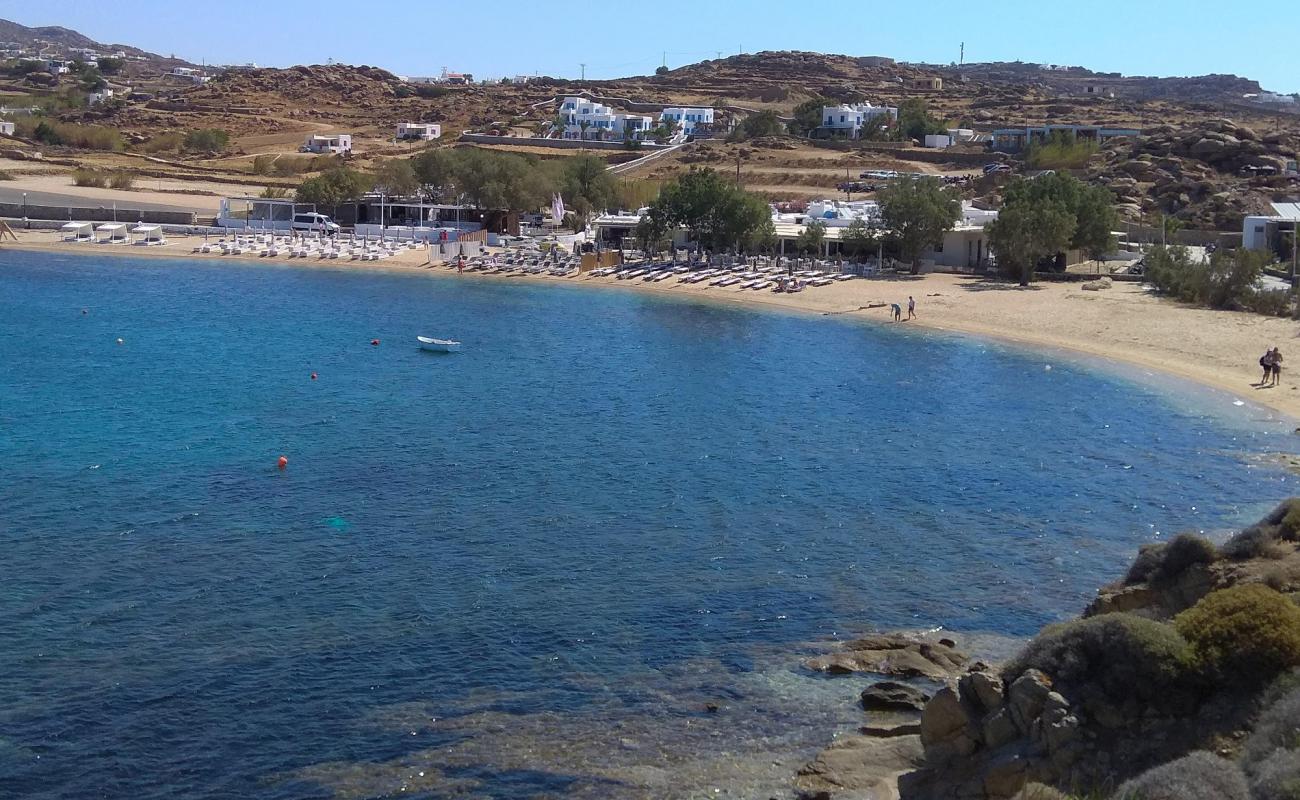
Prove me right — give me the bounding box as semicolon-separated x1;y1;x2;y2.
552;194;565;223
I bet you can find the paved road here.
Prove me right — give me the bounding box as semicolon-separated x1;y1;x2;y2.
0;187;213;215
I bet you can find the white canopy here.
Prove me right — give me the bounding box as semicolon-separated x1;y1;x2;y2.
96;223;125;232
62;221;92;231
131;224;161;233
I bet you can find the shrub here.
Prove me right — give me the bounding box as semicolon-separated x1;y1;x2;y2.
1247;288;1295;318
1222;525;1286;561
19;118;122;151
259;186;289;199
70;168;107;188
1109;751;1249;800
1242;686;1300;771
0;170;12;180
1003;614;1194;711
1248;749;1300;800
183;128;230;154
137;131;185;153
1175;585;1300;684
1125;533;1218;585
107;171;134;190
413;84;448;99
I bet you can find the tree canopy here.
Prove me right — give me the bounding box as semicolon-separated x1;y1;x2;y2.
796;219;827;255
637;167;774;253
295;167;373;207
896;98;948;142
730;110;784;141
878;176;961;273
788;96;829;137
987;173;1118;283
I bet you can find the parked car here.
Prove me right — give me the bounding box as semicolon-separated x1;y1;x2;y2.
983;163;1013;175
291;212;341;233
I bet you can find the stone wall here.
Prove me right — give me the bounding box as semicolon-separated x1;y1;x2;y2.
457;132;672;152
0;203;198;225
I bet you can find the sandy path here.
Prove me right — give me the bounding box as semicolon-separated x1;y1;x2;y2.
9;232;1300;422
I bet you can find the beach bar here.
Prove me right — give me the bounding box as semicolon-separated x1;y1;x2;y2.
61;221;93;242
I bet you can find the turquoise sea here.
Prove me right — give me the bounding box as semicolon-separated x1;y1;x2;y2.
1;250;1295;798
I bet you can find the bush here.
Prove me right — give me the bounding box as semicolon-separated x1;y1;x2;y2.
1109;751;1249;800
71;168;107;188
1247;288;1295;318
1221;525;1287;561
0;170;12;180
1003;614;1195;712
183;128;230;154
413;84;448;99
1125;533;1218;585
1146;244;1274;312
137;131;185;153
18;118;123;151
107;171;134;190
1175;585;1300;684
1248;749;1300;800
1242;685;1300;771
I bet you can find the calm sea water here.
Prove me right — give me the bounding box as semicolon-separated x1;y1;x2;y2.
1;250;1295;799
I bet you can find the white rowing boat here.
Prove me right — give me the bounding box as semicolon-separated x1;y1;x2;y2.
418;336;462;353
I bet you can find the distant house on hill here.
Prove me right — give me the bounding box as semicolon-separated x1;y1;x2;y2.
991;124;1140;152
813;102;898;140
911;76;943;91
396;122;441;141
658;106;714;139
88;87;115;105
556;96;653;142
301;133;353;155
43;59;70;74
0;121;15;137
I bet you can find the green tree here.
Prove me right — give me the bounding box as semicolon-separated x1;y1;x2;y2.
295;167;374;210
559;153;616;226
842;217;878;260
986;202;1076;286
796;219;827;255
788;96;828;137
96;56;125;75
1003;172;1115;260
641;167;773;253
183;128;230;154
411;147;459;201
371;158;419;196
896;98;947;142
878;176;961;273
731;110;783;141
655;65;669;76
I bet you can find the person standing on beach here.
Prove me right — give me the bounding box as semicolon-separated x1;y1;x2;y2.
1260;349;1276;386
1272;348;1284;387
907;296;916;320
891;303;902;322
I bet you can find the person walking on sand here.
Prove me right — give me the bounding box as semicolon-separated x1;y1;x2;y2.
1259;348;1276;386
907;296;916;320
1272;348;1284;387
891;302;902;322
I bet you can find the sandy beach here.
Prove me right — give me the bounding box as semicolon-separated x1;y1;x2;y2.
9;229;1300;421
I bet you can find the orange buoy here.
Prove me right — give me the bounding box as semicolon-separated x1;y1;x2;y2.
310;372;318;381
277;456;288;470
371;339;380;346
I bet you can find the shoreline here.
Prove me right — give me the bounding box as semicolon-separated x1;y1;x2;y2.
9;232;1300;424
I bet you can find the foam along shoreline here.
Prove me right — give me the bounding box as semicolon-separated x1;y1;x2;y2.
10;229;1300;423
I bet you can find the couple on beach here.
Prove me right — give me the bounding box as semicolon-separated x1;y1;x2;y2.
891;296;916;322
1258;348;1284;387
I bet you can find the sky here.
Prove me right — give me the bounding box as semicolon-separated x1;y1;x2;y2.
6;1;1298;92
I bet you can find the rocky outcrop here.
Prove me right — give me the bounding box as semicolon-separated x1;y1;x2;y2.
805;634;969;680
795;733;925;800
861;682;932;713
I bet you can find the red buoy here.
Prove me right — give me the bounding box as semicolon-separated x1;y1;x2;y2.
277;456;288;470
310;372;318;381
371;339;380;346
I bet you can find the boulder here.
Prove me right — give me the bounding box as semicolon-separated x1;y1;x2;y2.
806;634;968;679
861;681;931;712
983;708;1020;749
983;753;1028;798
1007;670;1053;734
959;671;1004;714
794;733;924;799
920;688;970;746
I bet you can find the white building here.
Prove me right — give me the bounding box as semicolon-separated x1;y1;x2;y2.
396;122;441;141
44;59;70;75
302;133;353;154
816;103;898;139
0;121;14;137
659;106;715;138
1244;202;1300;253
557;96;654;141
88;88;115;105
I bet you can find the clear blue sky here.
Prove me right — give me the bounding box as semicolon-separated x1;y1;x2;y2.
10;1;1298;92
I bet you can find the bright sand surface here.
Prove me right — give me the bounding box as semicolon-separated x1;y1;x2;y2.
10;229;1300;421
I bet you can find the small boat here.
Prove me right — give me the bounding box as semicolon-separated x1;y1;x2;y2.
418;336;462;353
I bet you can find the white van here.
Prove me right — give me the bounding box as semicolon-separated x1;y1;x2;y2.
291;212;341;233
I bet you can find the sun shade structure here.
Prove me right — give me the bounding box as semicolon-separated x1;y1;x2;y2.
61;221;93;241
131;224;165;246
95;223;129;244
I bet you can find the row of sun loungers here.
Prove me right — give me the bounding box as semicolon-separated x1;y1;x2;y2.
191;234;424;262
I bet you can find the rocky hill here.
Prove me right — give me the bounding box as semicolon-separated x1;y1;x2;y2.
0;17;195;68
799;499;1300;800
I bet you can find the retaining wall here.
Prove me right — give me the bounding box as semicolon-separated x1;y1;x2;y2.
0;202;198;225
458;133;671;152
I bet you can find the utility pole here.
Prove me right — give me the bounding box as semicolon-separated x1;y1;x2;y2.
959;42;965;66
579;63;586;81
736;153;742;186
662;51;667;68
716;51;723;60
